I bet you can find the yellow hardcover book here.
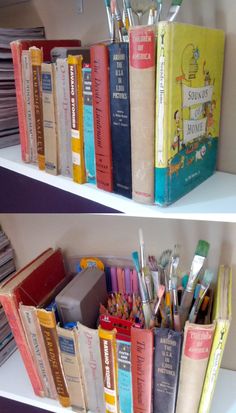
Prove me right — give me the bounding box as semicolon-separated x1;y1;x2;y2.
30;46;45;170
198;265;232;413
155;22;225;206
98;326;119;413
68;54;86;184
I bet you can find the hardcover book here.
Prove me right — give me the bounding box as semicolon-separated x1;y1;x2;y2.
153;328;183;413
41;62;59;175
82;67;96;184
109;42;132;198
129;25;156;204
10;39;81;162
131;327;153;413
198;265;232;413
155;22;225;206
91;44;113;192
68;54;86;184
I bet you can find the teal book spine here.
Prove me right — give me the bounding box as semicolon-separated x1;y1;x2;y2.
82;67;96;184
117;338;133;413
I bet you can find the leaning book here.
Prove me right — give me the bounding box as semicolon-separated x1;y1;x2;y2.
155;22;225;206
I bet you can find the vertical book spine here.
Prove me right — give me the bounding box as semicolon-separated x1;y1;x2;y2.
109;42;132;198
68;55;86;184
153;328;183;413
30;47;45;170
37;308;70;407
117;337;133;413
91;44;113;192
129;25;156;204
82;67;96;184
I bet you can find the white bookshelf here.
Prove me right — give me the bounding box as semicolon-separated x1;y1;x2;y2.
1;145;236;221
0;350;235;413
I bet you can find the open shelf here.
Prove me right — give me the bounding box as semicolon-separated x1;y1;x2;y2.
1;145;236;221
0;350;235;413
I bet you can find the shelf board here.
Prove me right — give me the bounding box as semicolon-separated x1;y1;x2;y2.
0;350;235;413
1;145;236;221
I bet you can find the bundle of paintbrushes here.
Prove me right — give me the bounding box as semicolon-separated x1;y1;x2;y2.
99;292;145;326
104;0;184;41
132;229;214;331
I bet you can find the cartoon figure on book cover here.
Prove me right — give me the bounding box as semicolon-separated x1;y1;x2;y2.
155;23;225;205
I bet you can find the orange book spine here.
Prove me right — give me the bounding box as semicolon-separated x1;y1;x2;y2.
131;327;153;413
11;41;30;162
0;294;44;397
30;46;45;170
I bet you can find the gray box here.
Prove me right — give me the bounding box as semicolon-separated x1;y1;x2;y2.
55;267;107;328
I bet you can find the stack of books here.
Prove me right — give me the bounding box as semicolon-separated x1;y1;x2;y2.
0;241;232;413
0;26;45;149
0;226;16;366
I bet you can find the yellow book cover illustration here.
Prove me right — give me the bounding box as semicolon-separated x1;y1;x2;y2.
155;22;225;205
198;265;232;413
98;326;119;413
68;54;86;184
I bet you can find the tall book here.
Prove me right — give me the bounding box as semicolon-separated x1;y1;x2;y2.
56;324;86;411
41;62;59;175
54;58;72;177
21;50;37;163
10;39;81;162
129;25;156;204
91;44;113;192
82;67;96;184
29;46;45;170
99;326;119;413
68;55;86;184
37;305;70;407
76;322;105;413
0;248;63;397
198;265;232;413
155;22;225;206
131;327;153;413
19;303;57;399
153;328;183;413
109;42;132;198
175;321;215;413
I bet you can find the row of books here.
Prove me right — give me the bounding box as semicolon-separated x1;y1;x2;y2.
11;20;225;206
0;241;232;413
0;26;45;149
0;227;17;366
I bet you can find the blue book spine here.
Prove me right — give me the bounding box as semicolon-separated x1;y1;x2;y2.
109;43;132;198
117;339;133;413
82;67;96;184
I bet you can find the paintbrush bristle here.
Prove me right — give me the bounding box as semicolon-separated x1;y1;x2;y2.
195;240;210;258
104;0;111;6
159;249;172;268
202;269;214;286
125;0;131;7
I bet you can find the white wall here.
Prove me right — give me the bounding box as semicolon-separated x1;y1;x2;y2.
0;0;235;173
0;213;235;370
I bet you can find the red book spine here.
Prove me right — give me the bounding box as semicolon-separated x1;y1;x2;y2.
131;327;153;413
91;44;113;192
11;42;30;162
0;294;44;397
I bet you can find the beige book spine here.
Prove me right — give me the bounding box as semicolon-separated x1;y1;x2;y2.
56;325;86;412
41;63;59;175
176;321;215;413
19;304;57;400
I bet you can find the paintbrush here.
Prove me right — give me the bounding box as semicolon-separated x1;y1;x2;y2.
104;0;112;38
179;240;210;328
189;269;214;323
166;0;183;22
139;229;153;301
149;284;165;328
125;0;135;26
132;250;152;328
122;0;130;30
155;0;163;23
110;0;117;42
